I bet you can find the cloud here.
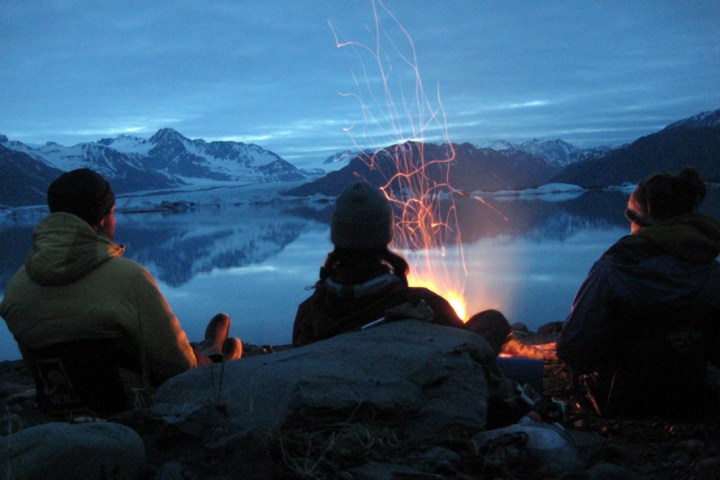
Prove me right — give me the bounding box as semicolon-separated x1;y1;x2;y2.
1;1;719;164
501;100;550;110
216;134;274;144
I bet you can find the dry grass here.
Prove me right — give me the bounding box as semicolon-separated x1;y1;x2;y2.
268;421;403;479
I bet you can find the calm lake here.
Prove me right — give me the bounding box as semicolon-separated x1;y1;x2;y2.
2;187;719;361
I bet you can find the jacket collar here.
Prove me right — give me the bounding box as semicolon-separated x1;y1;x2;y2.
324;273;401;300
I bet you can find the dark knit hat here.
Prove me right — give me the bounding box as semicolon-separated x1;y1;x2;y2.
626;167;706;226
331;181;394;248
47;168;115;225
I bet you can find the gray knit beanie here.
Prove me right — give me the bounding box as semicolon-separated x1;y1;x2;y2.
331;181;394;248
47;168;115;226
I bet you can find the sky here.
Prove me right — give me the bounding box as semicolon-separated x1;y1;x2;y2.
2;0;719;168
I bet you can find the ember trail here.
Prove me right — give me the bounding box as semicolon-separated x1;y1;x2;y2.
331;0;504;320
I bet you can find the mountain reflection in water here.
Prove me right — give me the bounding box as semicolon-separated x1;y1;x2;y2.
1;188;719;361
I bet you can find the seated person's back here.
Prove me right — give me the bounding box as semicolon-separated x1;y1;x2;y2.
293;181;464;347
1;169;241;415
557;168;720;418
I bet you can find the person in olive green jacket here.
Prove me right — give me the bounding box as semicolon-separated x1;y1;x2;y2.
0;169;241;412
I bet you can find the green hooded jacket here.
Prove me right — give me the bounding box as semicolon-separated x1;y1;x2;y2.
0;212;197;386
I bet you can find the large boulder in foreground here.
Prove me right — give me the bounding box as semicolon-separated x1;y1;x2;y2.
0;422;145;480
156;320;507;440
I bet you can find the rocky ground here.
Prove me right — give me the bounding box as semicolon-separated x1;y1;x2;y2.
542;360;720;479
2;335;720;479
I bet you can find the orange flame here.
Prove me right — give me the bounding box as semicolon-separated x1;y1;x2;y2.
331;0;491;321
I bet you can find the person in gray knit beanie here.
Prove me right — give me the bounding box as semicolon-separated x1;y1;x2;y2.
295;180;547;401
331;181;394;249
294;180;510;352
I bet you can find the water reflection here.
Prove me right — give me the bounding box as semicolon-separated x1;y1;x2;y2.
118;206;309;287
2;188;719;360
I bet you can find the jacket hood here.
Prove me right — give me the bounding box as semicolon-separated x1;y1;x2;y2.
603;213;720;304
25;212;125;286
637;213;720;263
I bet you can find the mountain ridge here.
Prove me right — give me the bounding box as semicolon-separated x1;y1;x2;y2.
286;108;720;197
552;109;720;187
2;108;719;206
0;129;306;206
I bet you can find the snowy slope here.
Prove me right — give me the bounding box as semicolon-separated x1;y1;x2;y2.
1;129;306;199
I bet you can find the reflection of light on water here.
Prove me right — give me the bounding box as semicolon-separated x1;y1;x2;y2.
0;214;631;360
160;229;333;347
460;229;625;326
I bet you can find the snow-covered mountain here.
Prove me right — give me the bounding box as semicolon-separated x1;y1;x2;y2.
511;139;581;168
476;138;609;168
664;109;720;130
319;138;597;174
285;141;566;197
0;144;63;207
4;108;718;208
288;108;720;196
321;149;369;172
100;128;304;182
0;129;305;205
473;139;516;151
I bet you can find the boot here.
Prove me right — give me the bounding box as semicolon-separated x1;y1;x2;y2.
465;309;512;355
222;337;243;361
501;335;557;361
195;313;231;362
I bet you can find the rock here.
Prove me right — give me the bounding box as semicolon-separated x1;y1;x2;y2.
511;322;529;332
694;455;720;476
116;404;272;480
418;446;462;474
349;461;440;480
0;409;23;436
470;417;582;475
205;424;273;480
113;321;510;479
563;428;608;466
155;320;507;441
678;438;705;453
560;462;643;480
0;421;145;480
538;321;564;335
666;450;693;467
154;461;199;480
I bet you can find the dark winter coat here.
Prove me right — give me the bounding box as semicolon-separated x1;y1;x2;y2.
293;273;464;347
557;212;720;416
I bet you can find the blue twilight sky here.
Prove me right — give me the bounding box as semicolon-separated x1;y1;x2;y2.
1;0;719;167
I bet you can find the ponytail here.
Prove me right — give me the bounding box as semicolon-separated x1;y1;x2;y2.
640;167;706;221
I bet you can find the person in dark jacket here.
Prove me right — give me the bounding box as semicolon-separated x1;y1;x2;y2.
557;167;720;418
292;181;512;353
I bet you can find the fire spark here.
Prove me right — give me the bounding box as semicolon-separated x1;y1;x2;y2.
330;0;505;320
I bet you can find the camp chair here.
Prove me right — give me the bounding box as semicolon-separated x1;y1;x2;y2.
19;339;133;417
